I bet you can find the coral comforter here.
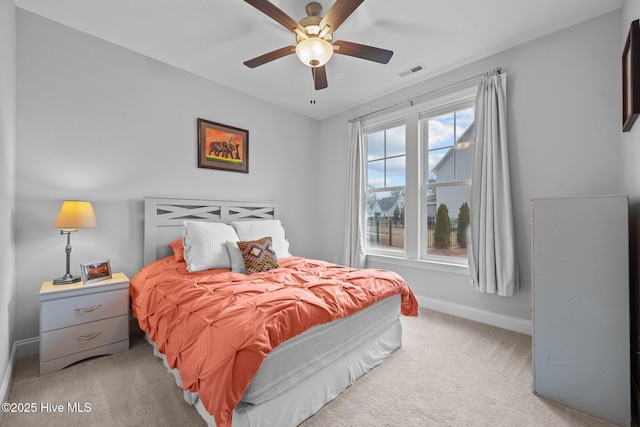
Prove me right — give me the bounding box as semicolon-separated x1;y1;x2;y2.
130;255;418;427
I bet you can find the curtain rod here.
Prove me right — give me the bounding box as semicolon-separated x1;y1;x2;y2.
349;67;502;123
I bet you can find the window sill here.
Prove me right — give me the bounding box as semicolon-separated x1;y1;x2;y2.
366;254;469;276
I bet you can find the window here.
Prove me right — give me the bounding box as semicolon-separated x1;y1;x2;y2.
365;122;406;254
362;86;476;265
421;103;475;260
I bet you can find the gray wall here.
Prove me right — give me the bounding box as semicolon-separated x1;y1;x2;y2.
316;10;622;328
0;0;16;408
11;6;628;345
15;10;320;342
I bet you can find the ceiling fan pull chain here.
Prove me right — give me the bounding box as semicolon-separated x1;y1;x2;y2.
310;69;316;104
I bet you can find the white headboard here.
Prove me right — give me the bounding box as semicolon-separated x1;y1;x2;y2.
144;197;280;265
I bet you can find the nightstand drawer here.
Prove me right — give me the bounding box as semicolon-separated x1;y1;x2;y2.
40;315;129;362
41;288;128;332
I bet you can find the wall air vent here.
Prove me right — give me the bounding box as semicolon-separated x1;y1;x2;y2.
399;63;426;78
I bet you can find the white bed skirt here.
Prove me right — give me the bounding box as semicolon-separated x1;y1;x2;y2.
146;309;403;426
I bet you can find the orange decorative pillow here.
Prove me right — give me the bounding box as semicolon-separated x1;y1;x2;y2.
170;238;185;262
236;237;279;274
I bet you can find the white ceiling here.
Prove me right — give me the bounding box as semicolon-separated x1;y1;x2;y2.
15;0;623;120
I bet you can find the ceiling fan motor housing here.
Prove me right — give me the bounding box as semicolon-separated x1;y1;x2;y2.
306;2;323;17
296;2;332;42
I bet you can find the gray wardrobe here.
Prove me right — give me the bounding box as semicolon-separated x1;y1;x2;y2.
531;195;630;426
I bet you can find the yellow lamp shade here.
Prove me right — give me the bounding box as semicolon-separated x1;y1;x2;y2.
53;201;99;231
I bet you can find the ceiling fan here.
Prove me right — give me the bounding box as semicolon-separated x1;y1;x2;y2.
243;0;394;90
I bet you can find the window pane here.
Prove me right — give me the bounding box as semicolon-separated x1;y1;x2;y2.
367;159;385;189
428;112;455;150
386;155;406;187
428;148;450;182
366;190;405;253
424;105;475;188
365;123;406;191
386;125;406;157
366;131;385;160
422;103;474;261
456;107;474;135
425;185;470;259
454;143;473;181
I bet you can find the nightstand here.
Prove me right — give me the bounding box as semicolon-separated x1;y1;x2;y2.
39;272;130;376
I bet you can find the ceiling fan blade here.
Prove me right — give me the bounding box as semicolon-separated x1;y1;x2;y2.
333;40;393;64
243;46;296;68
320;0;365;34
312;65;328;90
244;0;305;33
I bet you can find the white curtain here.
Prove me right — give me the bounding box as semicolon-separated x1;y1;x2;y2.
343;121;366;268
468;72;519;296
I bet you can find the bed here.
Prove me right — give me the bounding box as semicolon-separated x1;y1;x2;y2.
130;197;418;427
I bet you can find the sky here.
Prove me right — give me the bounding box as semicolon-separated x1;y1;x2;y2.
366;106;474;190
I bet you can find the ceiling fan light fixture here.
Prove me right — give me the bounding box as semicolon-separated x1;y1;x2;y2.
295;37;333;67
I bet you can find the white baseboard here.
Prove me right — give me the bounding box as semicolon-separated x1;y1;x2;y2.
0;344;17;423
0;336;39;423
416;294;532;336
15;336;39;359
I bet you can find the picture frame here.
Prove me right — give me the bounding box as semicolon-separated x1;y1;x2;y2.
623;19;640;132
197;118;249;173
80;260;112;284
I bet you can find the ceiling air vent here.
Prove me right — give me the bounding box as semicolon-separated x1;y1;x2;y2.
399;63;426;78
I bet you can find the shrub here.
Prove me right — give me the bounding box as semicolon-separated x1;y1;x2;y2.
434;204;451;249
457;202;470;249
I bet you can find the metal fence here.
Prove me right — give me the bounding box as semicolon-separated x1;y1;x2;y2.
367;217;461;249
427;218;460;248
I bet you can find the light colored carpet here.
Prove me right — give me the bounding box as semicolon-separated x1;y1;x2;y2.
1;310;615;427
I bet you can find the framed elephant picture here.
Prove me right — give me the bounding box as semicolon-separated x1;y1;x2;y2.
197;118;249;173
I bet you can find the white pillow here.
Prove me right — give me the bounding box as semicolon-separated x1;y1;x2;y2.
231;219;291;259
182;221;239;272
225;240;247;274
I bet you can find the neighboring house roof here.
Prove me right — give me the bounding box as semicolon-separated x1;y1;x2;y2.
372;193;405;217
378;196;398;213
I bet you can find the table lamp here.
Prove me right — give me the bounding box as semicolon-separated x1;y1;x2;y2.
52;200;99;284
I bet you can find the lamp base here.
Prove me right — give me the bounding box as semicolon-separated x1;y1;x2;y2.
53;274;82;285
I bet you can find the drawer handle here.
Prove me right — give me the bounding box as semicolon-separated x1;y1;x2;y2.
75;331;102;340
76;304;102;313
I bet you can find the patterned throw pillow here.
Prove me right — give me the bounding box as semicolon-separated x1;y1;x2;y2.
231;220;291;258
237;236;279;274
